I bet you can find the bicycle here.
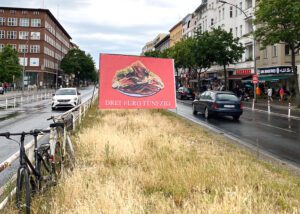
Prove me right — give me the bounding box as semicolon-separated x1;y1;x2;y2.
47;116;75;180
0;129;52;214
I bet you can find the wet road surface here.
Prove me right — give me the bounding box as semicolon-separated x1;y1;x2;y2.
174;101;300;168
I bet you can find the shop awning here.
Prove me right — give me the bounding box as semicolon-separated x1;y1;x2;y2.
258;75;293;81
228;74;252;80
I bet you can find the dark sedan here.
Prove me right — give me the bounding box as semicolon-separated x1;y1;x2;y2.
176;87;195;100
192;91;243;120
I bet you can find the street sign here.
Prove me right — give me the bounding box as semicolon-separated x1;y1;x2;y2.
252;74;258;84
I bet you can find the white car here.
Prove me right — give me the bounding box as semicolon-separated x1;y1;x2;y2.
52;88;81;110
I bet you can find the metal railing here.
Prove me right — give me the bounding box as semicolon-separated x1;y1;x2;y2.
0;89;98;210
0;90;55;110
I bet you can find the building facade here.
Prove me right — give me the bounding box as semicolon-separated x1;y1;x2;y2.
154;34;170;52
0;7;72;88
141;33;168;55
169;21;182;47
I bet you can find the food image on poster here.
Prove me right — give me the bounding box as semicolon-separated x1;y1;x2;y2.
112;61;164;97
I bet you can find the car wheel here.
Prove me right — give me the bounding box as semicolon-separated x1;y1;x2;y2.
204;107;210;119
233;115;240;121
192;104;197;115
52;107;56;111
179;95;182;100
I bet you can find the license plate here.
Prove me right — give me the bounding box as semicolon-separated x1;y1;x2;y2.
224;105;235;108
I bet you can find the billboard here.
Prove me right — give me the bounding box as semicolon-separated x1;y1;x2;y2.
99;54;176;109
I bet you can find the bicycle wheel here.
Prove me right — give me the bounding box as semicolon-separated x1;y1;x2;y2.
16;167;31;214
37;144;52;191
64;134;75;170
52;141;63;182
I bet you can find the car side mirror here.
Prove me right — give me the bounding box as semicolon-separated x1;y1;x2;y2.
52;93;55;96
78;92;81;95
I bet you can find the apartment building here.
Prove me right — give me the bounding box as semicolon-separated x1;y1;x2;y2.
0;7;72;88
154;34;170;52
141;33;168;55
169;21;182;47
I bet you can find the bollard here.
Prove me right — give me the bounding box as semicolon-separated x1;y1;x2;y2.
27;95;29;103
32;94;34;101
13;97;16;108
5;98;8;110
288;102;291;118
268;100;270;114
21;96;23;106
252;98;255;111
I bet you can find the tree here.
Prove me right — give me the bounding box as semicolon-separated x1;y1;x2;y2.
143;50;161;57
60;49;96;85
254;0;300;107
0;45;22;83
208;27;244;90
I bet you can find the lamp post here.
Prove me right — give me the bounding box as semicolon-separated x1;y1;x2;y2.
219;0;257;101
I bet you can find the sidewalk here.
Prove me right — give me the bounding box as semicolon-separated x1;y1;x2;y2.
243;98;300;118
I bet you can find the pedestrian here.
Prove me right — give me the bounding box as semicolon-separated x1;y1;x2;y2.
267;87;273;102
256;86;261;98
279;87;285;102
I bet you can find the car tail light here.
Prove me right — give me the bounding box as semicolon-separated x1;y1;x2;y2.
240;102;243;109
212;103;219;109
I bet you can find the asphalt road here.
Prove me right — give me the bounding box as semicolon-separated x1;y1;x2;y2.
174;101;300;169
0;87;96;187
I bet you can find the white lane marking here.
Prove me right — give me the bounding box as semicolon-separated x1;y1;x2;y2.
257;122;296;133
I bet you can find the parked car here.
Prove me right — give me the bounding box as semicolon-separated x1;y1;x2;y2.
52;88;81;110
0;87;4;95
176;87;195;100
192;91;243;120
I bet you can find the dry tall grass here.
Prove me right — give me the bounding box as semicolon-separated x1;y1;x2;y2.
13;106;300;213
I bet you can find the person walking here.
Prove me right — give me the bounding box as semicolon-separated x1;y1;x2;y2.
279;87;285;102
256;86;261;98
267;87;273;102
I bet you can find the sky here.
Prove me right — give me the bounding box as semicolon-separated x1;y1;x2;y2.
1;0;201;67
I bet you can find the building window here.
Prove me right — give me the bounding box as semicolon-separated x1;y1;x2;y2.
239;2;243;14
7;31;17;39
31;32;41;40
240;25;243;37
211;18;214;26
10;44;17;50
219;10;221;21
229;28;233;34
31;19;41;27
187;21;190;28
19;44;28;53
0;44;4;52
22;10;28;14
30;45;40;53
19;31;29;40
33;11;40;15
10;10;16;14
235;27;238;37
285;44;291;55
272;45;278;57
0;10;4;13
7;18;17;26
230;6;233;18
19;18;29;27
0;17;5;26
222;8;225;20
263;49;268;59
0;30;5;39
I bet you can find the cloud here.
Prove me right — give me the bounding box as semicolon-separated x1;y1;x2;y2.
1;0;201;67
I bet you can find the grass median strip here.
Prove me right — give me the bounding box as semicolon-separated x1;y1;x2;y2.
9;104;300;213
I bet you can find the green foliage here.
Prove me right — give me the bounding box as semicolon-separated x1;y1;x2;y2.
0;45;22;82
254;0;300;105
60;49;97;83
144;50;161;57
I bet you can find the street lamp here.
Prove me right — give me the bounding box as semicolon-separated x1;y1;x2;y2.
219;0;257;101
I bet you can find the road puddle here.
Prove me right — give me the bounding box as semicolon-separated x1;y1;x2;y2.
0;112;20;121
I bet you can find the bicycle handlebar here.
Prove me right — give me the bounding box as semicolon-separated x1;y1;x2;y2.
0;129;50;139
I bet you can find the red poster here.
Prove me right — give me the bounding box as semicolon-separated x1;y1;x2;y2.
99;54;176;109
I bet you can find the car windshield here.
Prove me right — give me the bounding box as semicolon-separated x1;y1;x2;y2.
56;89;76;95
183;88;193;93
216;94;239;101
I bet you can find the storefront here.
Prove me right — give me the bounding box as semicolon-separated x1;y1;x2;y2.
228;69;253;91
